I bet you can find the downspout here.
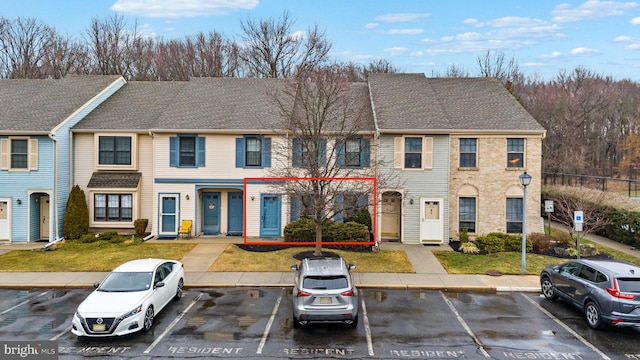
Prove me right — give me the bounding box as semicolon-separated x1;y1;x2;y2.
367;79;381;250
48;132;59;241
148;130;156;239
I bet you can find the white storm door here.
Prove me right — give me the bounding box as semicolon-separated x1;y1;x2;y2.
420;198;443;243
0;199;9;240
159;194;179;237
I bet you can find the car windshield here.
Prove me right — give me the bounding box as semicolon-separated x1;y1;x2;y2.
303;275;348;290
617;278;640;293
99;272;153;292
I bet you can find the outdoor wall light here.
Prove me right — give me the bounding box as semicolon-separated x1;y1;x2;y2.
409;198;414;205
16;199;22;205
251;196;255;201
185;194;190;200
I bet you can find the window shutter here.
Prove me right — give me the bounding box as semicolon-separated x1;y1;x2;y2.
0;139;8;170
29;139;38;170
235;137;245;168
393;137;402;168
169;137;178;167
262;137;271;168
292;138;302;167
360;137;370;168
319;138;327;167
290;195;301;221
336;139;345;166
197;136;206;167
334;194;344;223
423;137;433;169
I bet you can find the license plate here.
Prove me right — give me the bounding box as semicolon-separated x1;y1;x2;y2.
320;297;332;304
92;324;106;331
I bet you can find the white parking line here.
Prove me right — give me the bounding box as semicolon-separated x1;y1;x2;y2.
256;288;283;354
50;326;71;341
1;291;50;315
361;291;374;356
523;294;611;360
144;292;203;354
440;291;490;358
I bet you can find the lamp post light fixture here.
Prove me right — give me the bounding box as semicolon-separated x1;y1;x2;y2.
519;171;532;275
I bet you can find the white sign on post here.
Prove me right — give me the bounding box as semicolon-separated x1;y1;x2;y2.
544;200;554;213
574;211;584;232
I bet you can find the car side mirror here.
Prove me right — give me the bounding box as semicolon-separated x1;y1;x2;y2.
290;264;299;271
93;282;100;289
553;266;560;273
155;281;165;288
349;264;356;271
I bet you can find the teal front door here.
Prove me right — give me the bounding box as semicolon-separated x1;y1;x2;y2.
159;194;178;237
260;194;281;237
228;192;243;236
202;192;220;235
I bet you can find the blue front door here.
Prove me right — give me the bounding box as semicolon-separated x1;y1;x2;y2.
202;192;220;235
228;192;243;235
260;194;281;237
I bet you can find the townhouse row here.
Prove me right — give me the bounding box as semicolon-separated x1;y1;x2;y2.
0;73;546;245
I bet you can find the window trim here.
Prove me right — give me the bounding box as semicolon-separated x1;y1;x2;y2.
89;190;138;228
235;135;271;169
169;135;205;168
459;138;477;168
393;136;433;170
458;196;477;233
0;137;38;172
507;138;525;169
506;197;523;234
95;133;137;170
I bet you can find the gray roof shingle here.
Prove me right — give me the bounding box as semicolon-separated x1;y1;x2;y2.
0;75;122;132
87;172;141;188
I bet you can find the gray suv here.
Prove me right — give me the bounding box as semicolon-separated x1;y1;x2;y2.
290;256;359;328
540;259;640;329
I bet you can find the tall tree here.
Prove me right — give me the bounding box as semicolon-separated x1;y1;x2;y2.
0;17;56;78
86;14;137;78
239;11;331;78
268;66;379;254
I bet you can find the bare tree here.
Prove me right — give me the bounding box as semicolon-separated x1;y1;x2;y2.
239;11;331;78
86;14;138;78
268;66;379;254
0;17;56;78
545;186;610;240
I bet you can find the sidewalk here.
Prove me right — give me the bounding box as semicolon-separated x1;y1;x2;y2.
0;222;638;292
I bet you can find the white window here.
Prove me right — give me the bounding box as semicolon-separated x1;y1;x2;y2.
1;137;38;171
393;136;433;170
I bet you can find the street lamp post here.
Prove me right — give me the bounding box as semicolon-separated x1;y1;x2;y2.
519;171;532;275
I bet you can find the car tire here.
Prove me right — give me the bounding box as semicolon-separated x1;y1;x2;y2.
541;277;557;300
292;316;302;328
585;301;604;330
174;278;184;301
348;315;358;328
143;306;154;331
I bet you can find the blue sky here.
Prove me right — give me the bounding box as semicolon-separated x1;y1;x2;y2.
2;0;640;81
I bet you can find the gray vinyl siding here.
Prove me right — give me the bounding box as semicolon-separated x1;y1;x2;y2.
379;134;450;243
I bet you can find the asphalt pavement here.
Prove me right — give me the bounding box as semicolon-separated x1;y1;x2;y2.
0;222;638;292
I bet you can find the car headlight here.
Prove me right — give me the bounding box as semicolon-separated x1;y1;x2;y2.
119;305;142;320
74;311;84;321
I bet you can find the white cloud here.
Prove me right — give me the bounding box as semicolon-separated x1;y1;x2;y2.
614;35;632;41
384;29;424;35
541;51;563;58
625;43;640;50
374;13;430;22
631;16;640;24
551;0;637;23
571;47;599;55
111;0;258;18
462;18;479;25
420;38;435;44
365;23;379;29
383;47;409;55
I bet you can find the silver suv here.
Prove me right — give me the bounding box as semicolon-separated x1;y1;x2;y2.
290;256;359;328
540;259;640;329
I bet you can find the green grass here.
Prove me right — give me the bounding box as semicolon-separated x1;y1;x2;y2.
208;245;415;273
433;252;560;275
0;240;197;272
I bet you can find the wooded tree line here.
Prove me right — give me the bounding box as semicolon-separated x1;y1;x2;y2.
2;13;640;178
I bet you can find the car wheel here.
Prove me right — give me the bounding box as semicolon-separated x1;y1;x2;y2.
347;315;358;328
585;301;604;329
541;277;557;300
174;278;184;301
143;306;154;331
292;316;302;329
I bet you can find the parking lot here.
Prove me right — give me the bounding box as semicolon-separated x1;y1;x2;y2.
0;288;638;359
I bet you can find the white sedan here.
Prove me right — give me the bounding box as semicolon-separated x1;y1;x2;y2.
71;258;184;337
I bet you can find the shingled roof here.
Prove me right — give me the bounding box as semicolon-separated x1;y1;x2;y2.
87;172;141;189
0;75;122;132
368;73;546;134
